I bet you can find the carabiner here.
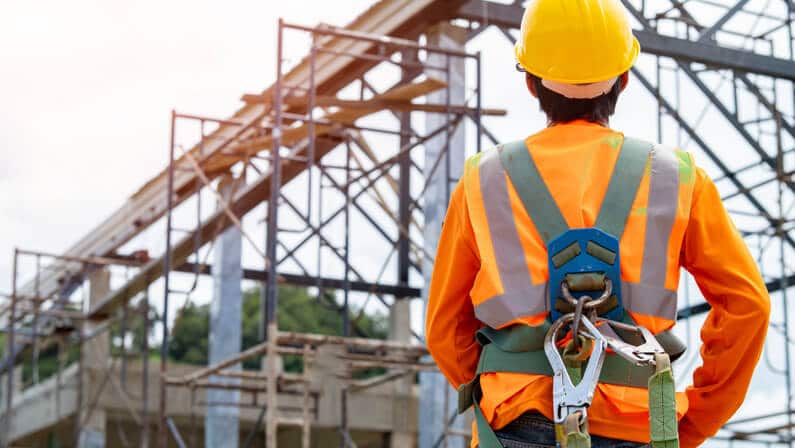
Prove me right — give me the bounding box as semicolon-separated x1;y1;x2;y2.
544;313;608;424
596;318;667;367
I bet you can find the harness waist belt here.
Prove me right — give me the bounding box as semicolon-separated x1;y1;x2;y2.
458;324;685;414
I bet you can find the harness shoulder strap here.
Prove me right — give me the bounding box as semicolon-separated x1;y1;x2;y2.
594;136;652;238
499;140;568;244
500;136;651;243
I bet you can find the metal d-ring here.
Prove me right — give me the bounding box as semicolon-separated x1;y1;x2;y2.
561;277;614;320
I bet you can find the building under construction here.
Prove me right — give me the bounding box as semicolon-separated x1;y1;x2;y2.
2;0;795;447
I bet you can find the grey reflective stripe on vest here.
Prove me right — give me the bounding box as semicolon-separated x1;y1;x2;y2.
623;144;681;321
622;282;677;320
474;148;548;328
641;145;680;286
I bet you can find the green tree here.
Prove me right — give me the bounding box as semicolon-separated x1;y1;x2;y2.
169;285;388;372
168;301;210;365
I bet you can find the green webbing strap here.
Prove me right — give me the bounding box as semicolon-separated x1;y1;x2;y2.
565;429;592;448
649;354;679;448
471;377;506;448
594;137;652;238
476;322;551;352
561;414;592;448
499;140;568;243
474;343;655;388
562;337;590;386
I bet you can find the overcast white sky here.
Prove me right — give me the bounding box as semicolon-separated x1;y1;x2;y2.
2;0;795;444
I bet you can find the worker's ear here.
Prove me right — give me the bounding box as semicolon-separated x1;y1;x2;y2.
619;72;630;93
525;75;538;98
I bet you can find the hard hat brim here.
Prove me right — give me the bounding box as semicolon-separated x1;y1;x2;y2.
515;36;641;86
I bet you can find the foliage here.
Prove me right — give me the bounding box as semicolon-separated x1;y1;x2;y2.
20;343;79;386
12;285;389;387
110;301;159;357
168;300;210;365
169;285;388;373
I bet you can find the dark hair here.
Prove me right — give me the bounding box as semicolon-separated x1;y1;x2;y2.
527;73;625;124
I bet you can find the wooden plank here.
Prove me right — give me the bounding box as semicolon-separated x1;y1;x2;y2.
201;78;447;173
242;93;506;116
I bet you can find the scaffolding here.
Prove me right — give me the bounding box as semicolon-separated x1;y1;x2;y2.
2;12;488;447
154;21;486;447
2;0;795;447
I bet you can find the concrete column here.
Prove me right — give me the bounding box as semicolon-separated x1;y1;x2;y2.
12;366;22;395
205;176;242;448
419;22;468;448
78;269;110;448
389;300;413;448
0;364;23;446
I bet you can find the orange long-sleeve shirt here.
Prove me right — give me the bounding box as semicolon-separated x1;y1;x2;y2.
425;121;770;447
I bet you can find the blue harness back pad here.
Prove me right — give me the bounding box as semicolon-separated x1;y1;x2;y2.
547;228;623;322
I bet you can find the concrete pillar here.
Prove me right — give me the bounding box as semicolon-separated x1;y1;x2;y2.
78;269;110;448
389;300;413;448
205;176;242;448
0;364;23;446
419;23;468;448
12;366;22;395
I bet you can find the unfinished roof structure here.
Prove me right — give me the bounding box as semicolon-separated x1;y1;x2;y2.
2;0;795;446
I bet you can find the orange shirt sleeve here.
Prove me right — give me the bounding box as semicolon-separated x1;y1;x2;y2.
425;179;482;389
678;168;771;447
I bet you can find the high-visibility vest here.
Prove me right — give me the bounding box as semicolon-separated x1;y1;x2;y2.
461;136;696;335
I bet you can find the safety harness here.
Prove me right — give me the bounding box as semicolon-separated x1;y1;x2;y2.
457;138;682;448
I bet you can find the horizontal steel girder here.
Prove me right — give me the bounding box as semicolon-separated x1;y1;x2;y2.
176;263;421;298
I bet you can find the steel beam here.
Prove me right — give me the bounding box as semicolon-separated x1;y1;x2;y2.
697;0;751;42
175;263;421;298
632;67;795;247
457;0;795;81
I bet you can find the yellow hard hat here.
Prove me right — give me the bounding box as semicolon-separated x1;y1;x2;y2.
514;0;640;85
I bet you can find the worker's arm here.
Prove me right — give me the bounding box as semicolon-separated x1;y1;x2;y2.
678;167;771;447
425;179;482;388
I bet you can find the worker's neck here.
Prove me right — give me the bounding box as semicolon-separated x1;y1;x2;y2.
547;118;609;128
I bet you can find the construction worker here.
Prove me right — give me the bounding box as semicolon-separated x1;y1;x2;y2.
425;0;770;447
